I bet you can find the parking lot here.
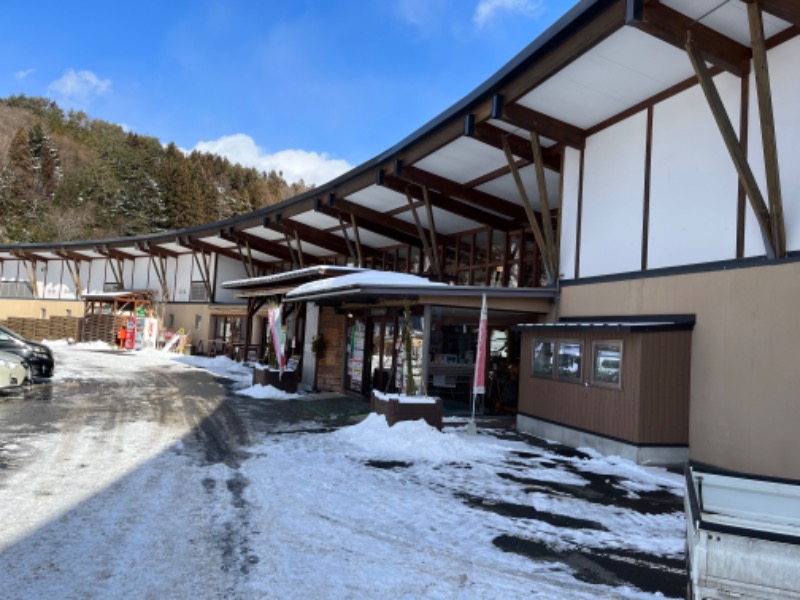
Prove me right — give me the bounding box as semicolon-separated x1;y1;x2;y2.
0;343;686;599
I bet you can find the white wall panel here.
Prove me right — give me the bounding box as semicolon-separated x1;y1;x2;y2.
745;36;800;256
649;72;740;268
43;261;65;299
579;111;647;278
172;254;193;302
131;257;151;290
78;260;92;296
87;259;108;294
214;256;248;304
559;147;581;279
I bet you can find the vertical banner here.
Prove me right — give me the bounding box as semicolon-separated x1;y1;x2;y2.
472;294;488;395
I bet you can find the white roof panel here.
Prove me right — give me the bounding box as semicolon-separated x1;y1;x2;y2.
662;0;791;46
345;185;407;212
477;164;560;210
394;205;482;235
518;27;694;129
414;137;511;184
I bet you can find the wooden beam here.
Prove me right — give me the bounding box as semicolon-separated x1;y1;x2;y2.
383;173;516;231
501;136;556;283
337;213;358;265
420;186;442;276
748;1;786;257
149;254;170;301
502;103;587;149
401;165;528;223
181;236;272;271
139;242;182;259
529;131;557;274
225;228;311;265
759;0;800;28
471;121;562;172
318;201;424;248
403;187;438;276
685;34;776;259
628;0;750;76
350;214;364;268
279;217;370;258
191;250;214;303
282;230;299;269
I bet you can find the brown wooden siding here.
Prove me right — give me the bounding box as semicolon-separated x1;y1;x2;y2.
519;329;690;445
638;331;691;444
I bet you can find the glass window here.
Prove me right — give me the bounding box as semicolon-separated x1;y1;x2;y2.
557;340;582;380
458;235;472;267
592;341;623;388
475;231;489;264
190;281;208;302
396;247;408;273
532;340;555;377
490;230;505;263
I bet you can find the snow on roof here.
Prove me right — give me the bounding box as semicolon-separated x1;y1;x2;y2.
223;265;365;289
286;270;447;298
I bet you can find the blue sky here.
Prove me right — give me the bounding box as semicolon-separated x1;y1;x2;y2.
0;1;577;185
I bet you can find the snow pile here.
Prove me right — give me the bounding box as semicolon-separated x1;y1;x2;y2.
372;390;438;404
171;354;253;387
237;383;299;400
335;413;504;462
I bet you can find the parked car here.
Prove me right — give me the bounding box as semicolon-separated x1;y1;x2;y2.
0;325;55;379
0;350;31;390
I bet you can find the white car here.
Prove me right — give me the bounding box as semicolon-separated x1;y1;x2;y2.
0;350;31;390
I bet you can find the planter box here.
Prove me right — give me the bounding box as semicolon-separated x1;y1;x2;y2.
371;392;442;430
252;367;298;394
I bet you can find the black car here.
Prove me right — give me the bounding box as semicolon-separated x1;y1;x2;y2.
0;325;55;379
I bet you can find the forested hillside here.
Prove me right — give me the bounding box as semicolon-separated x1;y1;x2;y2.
0;95;311;243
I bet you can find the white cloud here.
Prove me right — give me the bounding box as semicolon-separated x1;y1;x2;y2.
473;0;544;28
48;69;112;103
14;68;35;80
193;133;352;187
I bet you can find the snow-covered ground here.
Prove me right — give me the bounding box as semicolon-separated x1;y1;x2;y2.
0;343;686;599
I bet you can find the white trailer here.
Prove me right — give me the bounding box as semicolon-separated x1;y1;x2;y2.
686;465;800;599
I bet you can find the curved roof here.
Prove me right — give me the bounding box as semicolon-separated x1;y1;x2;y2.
1;0;795;267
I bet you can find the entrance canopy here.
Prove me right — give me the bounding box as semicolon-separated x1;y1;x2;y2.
283;269;556;314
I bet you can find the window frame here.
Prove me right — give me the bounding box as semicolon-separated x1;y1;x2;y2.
556;339;583;382
531;338;556;379
591;340;624;389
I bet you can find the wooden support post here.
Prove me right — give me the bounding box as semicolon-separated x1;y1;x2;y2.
747;1;786;257
502;136;556;283
192;250;214;302
529;131;558;275
149;255;170;302
404;187;438;276
337;214;358;266
282;231;299;270
65;259;83;297
235;241;255;278
22;260;39;298
293;231;306;269
350;214;364;268
685;33;776;259
420;186;442;277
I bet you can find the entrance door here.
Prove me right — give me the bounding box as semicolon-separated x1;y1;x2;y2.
368;316;397;394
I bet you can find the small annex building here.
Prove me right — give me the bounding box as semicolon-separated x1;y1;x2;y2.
517;317;694;466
